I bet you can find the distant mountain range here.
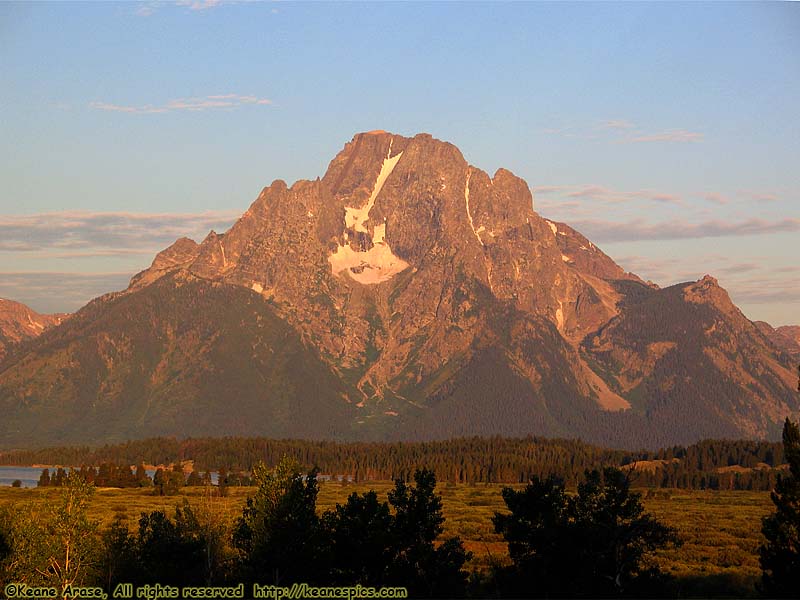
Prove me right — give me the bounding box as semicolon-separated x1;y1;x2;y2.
1;131;798;450
0;298;66;362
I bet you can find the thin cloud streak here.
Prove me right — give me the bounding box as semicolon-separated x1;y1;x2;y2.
179;0;223;10
599;119;635;130
624;129;704;144
609;254;800;319
90;94;271;114
539;184;685;206
136;1;230;17
0;210;239;253
0;271;137;314
542;120;704;144
704;193;729;205
569;217;800;243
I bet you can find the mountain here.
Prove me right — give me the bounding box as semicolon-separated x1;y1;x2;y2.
754;322;800;362
0;131;797;449
0;298;66;361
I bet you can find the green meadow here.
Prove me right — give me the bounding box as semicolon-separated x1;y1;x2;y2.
0;484;773;597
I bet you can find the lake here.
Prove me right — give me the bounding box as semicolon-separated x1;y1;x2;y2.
0;466;45;488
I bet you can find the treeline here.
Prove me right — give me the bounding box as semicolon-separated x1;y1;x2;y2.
37;464;151;488
1;417;799;599
36;463;253;494
1;435;787;490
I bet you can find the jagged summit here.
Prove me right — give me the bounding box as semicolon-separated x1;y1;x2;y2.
0;132;797;449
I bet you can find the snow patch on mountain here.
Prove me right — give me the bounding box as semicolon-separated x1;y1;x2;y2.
329;139;409;284
344;142;403;234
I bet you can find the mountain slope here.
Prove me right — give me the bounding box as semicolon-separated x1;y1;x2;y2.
0;131;797;449
0;274;356;447
582;276;798;442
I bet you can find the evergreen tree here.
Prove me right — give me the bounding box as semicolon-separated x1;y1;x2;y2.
135;464;150;487
53;467;66;487
495;467;678;597
571;468;678;596
492;476;573;597
217;467;229;497
760;417;800;598
136;503;206;586
152;467;182;496
387;469;471;597
322;491;394;585
232;457;324;585
152;468;165;496
99;516;139;592
37;469;50;487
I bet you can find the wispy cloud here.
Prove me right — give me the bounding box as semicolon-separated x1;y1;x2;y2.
737;190;780;203
609;253;800;321
704;192;729;205
178;0;223;10
0;272;136;314
0;210;239;256
624;129;704;144
543;120;705;144
531;185;574;195
135;0;231;17
90;94;271;114
540;184;684;206
135;3;157;17
568;217;800;243
599;119;635;130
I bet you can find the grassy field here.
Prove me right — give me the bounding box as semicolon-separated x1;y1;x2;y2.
0;483;773;597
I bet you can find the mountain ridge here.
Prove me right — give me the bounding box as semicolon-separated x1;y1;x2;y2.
1;131;797;449
0;298;67;362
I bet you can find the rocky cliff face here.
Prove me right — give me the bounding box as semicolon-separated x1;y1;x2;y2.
0;132;797;449
129;132;626;404
0;298;66;361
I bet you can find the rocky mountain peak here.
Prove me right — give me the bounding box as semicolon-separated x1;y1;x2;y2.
124;131;659;394
684;274;737;312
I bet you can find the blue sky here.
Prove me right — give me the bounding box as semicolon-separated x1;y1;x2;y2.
1;1;798;324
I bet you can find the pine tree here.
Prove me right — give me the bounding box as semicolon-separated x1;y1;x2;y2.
387;469;471;597
152;468;165;496
495;468;678;597
37;469;50;487
322;491;393;585
760;417;800;598
217;467;229;497
135;464;149;487
232;457;324;585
